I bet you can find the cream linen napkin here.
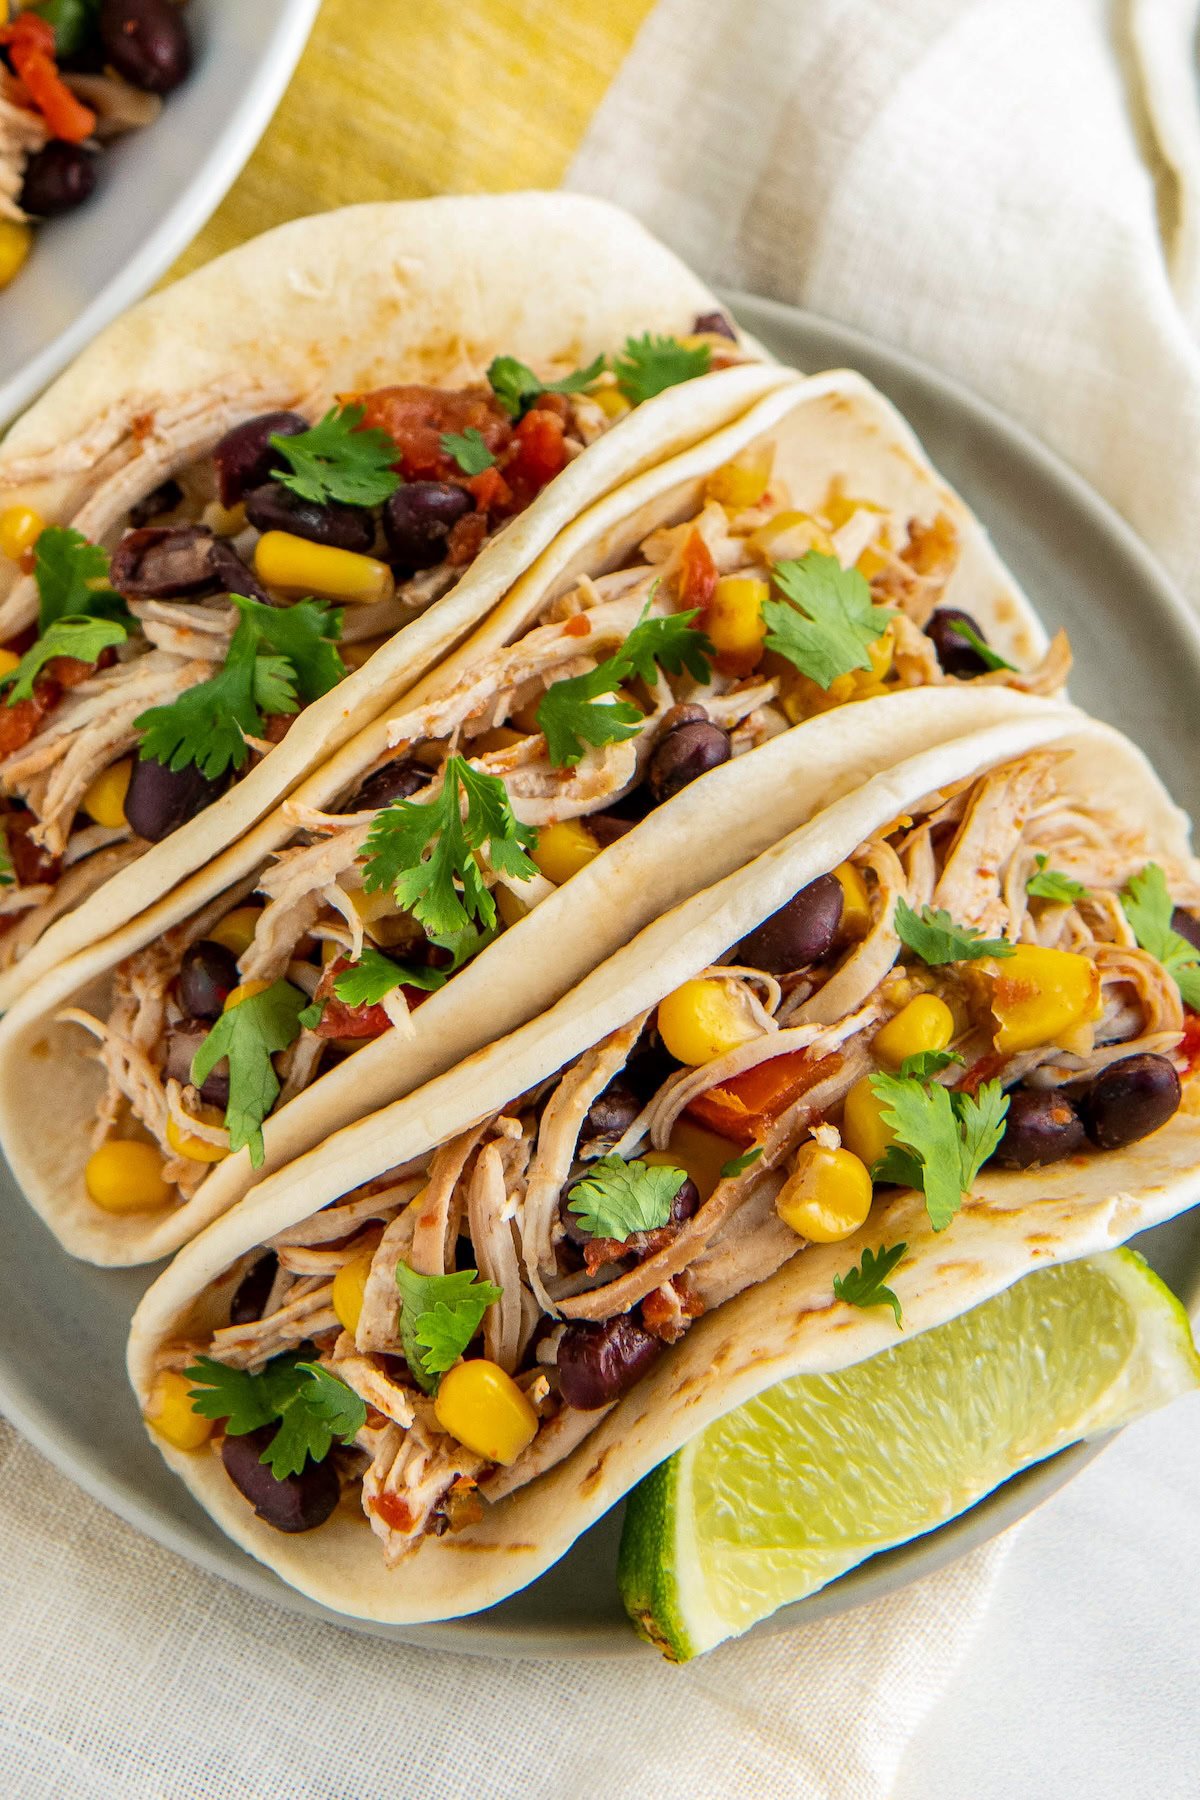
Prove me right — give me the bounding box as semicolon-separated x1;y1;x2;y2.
4;2;1199;1794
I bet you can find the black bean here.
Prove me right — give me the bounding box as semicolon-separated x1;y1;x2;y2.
164;1024;229;1108
1172;907;1200;957
924;608;992;678
991;1088;1086;1170
19;142;97;217
670;1176;701;1224
98;0;190;93
343;758;428;812
178;940;239;1020
383;483;473;577
584;1078;642;1141
692;310;737;341
646;719;731;805
735;872;845;974
129;478;183;529
110;525;268;603
124;755;225;843
229;1253;279;1326
1078;1053;1182;1152
243;483;375;553
212;412;309;507
556;1317;663;1410
220;1427;340;1534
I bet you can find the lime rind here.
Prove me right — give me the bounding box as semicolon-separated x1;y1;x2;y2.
619;1249;1200;1661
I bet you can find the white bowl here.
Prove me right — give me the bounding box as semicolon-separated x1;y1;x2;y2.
0;0;319;428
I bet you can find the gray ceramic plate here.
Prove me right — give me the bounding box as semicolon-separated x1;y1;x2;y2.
1;296;1198;1659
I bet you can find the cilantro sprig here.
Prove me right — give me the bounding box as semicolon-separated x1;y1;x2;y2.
33;526;126;630
761;552;893;691
486;353;606;419
612;334;711;405
566;1154;685;1240
134;596;344;780
270;405;400;507
0;616;126;705
185;1353;366;1479
395;1262;502;1394
332;945;448;1009
536;605;714;767
832;1242;907;1326
897;1049;964;1080
191;979;309;1166
361;755;538;938
1121;862;1200;1010
1026;855;1090;904
720;1146;763;1179
894;898;1015;966
440;427;496;475
870;1071;1009;1232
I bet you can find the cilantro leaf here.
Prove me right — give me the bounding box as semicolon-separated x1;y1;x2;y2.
894;897;1015;966
440;427;495;475
395;1261;502;1393
33;526;125;630
869;1071;1009;1231
1121;862;1200;1010
0;615;127;705
566;1154;685;1240
27;0;101;58
612;334;711;405
185;1355;277;1435
720;1146;763;1179
231;595;345;702
0;824;12;889
761;553;893;691
1026;855;1089;903
297;1000;324;1030
428;919;499;971
832;1242;907;1326
958;623;1016;673
184;1353;366;1478
191;980;308;1166
332;946;447;1008
293;1361;369;1440
536;605;713;767
271;405;400;507
361;754;538;938
486;352;606;419
897;1049;964;1080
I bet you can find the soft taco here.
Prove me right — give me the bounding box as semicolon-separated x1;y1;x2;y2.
0;191;787;1005
0;368;1062;1266
127;701;1200;1622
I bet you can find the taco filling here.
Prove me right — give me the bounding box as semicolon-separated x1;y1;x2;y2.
143;747;1200;1554
0;321;743;968
63;453;1070;1215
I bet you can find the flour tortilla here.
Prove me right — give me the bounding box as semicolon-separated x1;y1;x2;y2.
0;192;790;1006
0;361;1057;1265
127;702;1200;1624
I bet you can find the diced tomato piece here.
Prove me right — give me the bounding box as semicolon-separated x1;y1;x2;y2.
686;1049;841;1145
369;1491;417;1532
464;464;511;515
956;1052;1007;1097
353;385;511;481
500;408;567;512
0;675;58;758
563;613;591;638
445;511;488;566
311;956;436;1039
1179;1011;1200;1076
679;530;718;613
4;813;61;887
46;654;104;691
0;17;96;142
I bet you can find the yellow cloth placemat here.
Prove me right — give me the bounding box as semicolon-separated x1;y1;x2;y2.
173;0;655;278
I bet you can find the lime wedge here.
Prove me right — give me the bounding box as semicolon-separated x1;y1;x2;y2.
618;1249;1200;1660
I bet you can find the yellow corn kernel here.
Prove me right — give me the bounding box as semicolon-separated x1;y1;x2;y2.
987;944;1102;1056
224;979;272;1012
207;907;262;957
823;491;887;531
0;504;44;561
857;542;889;579
80;757;132;830
748;509;834;563
776;1142;873;1243
166;1108;230;1164
84;1140;172;1213
205;501;247;537
833;862;871;940
657;977;759;1067
433;1359;539;1465
495;884;530;930
347;886;398;932
532;818;601;886
0;220;32;291
644;1118;738;1203
254;531;393;605
705;446;773;510
840;1076;897;1170
865;625;894;682
146;1371;214;1452
707;574;768;673
589;384;631;421
873;994;956;1070
332;1250;375;1336
0;647;20;678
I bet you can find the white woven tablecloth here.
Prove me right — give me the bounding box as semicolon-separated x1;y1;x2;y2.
4;2;1200;1793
